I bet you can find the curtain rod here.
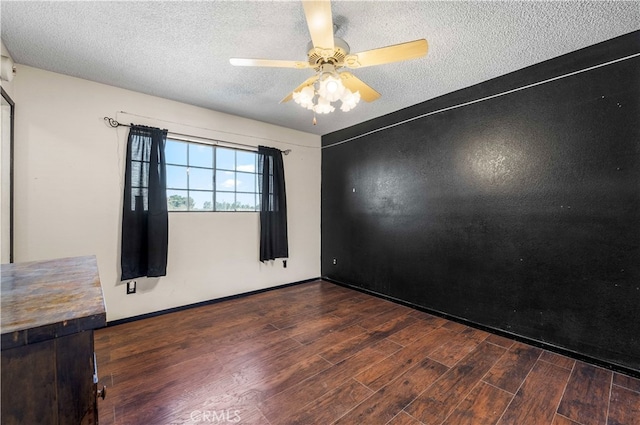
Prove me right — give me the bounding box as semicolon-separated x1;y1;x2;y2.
103;117;291;155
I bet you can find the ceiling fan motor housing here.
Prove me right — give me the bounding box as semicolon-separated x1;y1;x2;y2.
307;37;350;70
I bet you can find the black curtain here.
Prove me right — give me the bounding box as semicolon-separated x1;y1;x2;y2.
121;125;168;280
258;146;288;261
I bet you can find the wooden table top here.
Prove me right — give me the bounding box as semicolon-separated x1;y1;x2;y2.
1;255;106;349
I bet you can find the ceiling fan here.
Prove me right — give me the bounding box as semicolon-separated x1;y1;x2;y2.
229;0;428;122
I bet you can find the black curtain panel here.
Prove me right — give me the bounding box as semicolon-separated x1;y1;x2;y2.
121;125;168;280
258;146;288;262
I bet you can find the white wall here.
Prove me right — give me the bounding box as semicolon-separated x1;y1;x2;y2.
12;64;321;321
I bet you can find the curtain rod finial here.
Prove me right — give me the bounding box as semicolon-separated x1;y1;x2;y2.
104;117;120;128
283;149;292;155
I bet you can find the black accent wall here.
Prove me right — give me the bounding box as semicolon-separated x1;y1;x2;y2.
321;31;640;372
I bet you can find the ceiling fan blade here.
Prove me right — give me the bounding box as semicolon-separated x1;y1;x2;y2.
339;72;381;102
344;39;428;69
302;0;335;53
280;75;319;103
229;58;309;69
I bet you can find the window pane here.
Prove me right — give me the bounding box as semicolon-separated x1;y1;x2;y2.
216;148;235;170
190;167;213;190
236;172;256;193
189;143;213;168
216;170;236;191
166;165;188;189
236;151;256;172
236;193;257;211
131;160;149;189
216;192;235;211
165;140;187;165
130;188;148;211
190;191;213;211
167;189;191;211
166;141;260;213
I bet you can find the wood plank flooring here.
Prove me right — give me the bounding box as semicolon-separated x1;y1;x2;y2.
94;280;640;425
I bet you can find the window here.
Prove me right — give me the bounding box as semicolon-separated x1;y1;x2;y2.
165;139;260;212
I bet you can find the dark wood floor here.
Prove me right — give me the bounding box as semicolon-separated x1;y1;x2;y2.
95;280;640;425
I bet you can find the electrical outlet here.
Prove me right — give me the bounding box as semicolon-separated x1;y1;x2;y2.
126;281;136;294
332;258;337;265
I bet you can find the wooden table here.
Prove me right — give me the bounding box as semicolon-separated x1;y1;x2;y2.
1;255;107;425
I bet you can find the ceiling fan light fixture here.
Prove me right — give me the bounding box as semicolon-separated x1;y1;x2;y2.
326;79;340;93
292;69;362;116
314;96;335;114
293;85;315;109
318;74;344;102
340;89;360;112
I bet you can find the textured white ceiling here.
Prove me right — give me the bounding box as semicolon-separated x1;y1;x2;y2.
1;1;638;136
